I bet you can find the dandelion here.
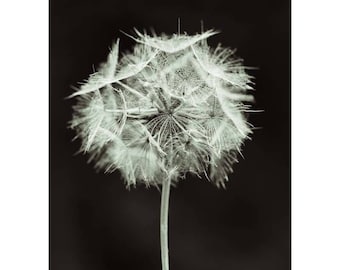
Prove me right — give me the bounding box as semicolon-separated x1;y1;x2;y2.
70;26;255;270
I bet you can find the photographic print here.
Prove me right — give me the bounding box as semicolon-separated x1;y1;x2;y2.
50;0;290;269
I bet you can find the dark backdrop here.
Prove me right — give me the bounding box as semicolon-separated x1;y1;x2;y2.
50;0;290;269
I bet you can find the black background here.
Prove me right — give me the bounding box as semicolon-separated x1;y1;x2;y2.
50;0;290;269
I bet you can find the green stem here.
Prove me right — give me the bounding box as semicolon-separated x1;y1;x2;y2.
160;177;171;270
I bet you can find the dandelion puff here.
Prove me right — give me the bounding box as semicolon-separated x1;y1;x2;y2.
70;26;256;270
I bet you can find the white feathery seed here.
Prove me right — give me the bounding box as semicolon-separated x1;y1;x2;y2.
70;28;255;188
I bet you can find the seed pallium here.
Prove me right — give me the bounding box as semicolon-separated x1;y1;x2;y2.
70;29;254;188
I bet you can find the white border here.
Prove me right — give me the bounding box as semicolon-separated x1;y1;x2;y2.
292;0;340;269
0;1;48;270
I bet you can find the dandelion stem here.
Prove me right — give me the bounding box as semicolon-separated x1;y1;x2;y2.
160;176;171;270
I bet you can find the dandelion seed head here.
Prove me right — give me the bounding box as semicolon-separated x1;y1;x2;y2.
70;27;255;188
